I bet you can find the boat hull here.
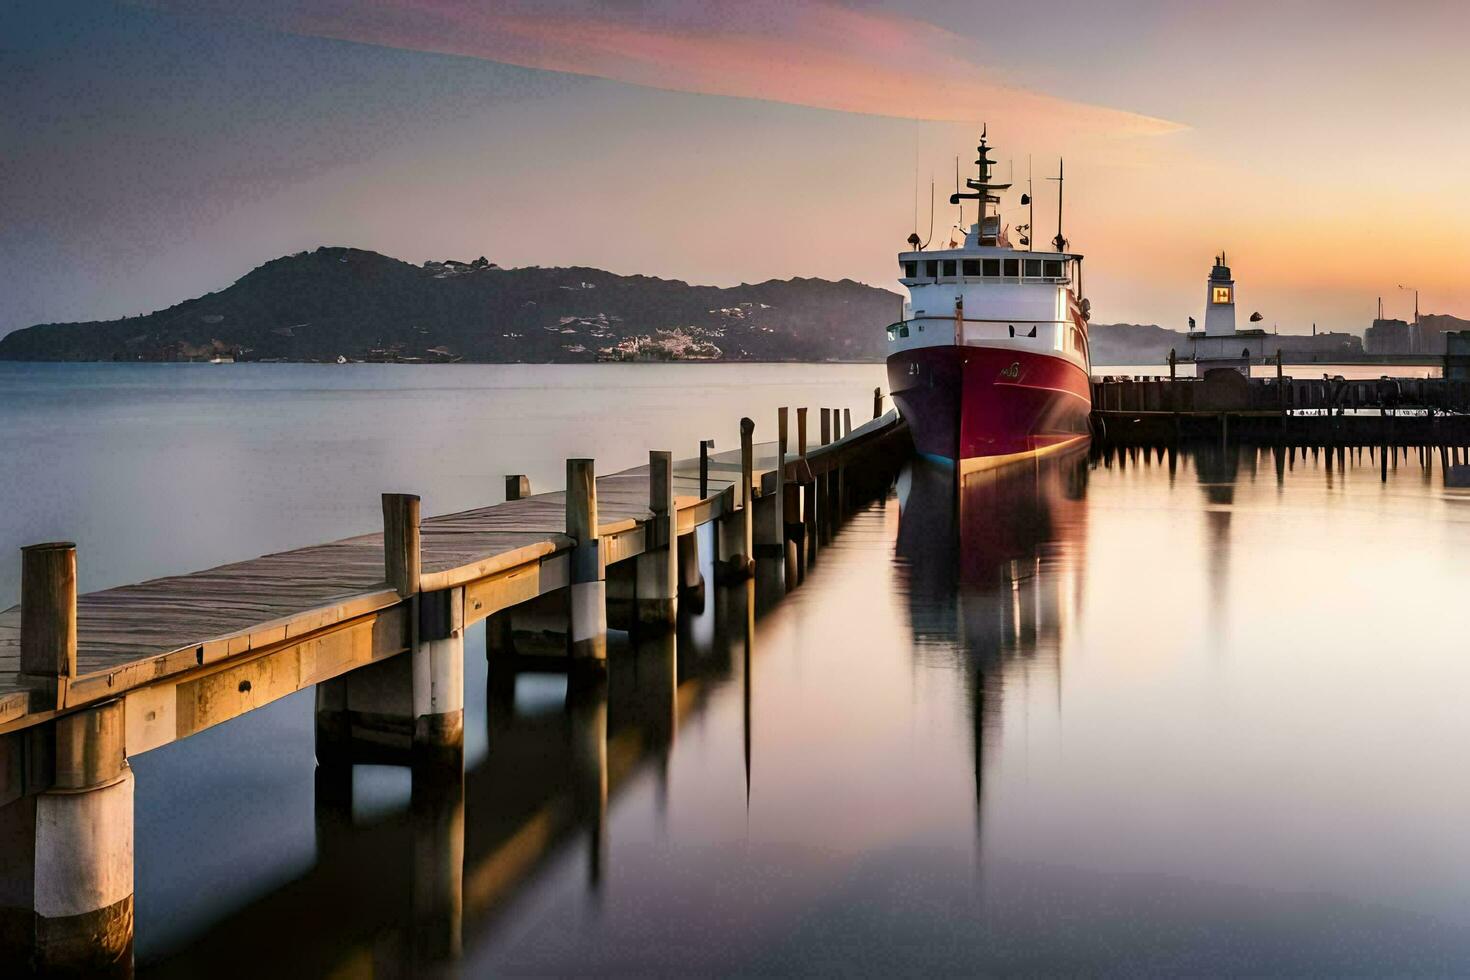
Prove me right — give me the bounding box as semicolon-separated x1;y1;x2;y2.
887;344;1091;471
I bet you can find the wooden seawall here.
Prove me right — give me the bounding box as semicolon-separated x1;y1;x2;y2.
1092;372;1470;448
0;394;909;974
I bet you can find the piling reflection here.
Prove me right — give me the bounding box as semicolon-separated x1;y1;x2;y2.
143;577;758;977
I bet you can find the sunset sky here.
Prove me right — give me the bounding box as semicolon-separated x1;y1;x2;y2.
4;1;1468;336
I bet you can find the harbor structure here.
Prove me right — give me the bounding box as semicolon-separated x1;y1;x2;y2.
1185;253;1267;376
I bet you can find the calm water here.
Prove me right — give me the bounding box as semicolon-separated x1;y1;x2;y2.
5;363;1470;975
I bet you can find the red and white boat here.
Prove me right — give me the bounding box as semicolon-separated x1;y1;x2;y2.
886;132;1092;473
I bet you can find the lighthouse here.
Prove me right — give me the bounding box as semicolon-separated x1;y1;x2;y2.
1204;254;1236;336
1187;252;1264;377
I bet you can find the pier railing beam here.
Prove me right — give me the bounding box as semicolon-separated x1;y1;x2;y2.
21;542;77;709
635;451;677;629
567;459;607;668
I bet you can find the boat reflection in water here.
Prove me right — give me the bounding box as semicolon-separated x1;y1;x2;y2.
895;448;1090;805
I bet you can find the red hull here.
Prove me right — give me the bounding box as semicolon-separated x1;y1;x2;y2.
887;345;1092;465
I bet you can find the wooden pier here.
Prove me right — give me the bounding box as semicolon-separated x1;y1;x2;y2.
0;394;908;974
1091;371;1470;449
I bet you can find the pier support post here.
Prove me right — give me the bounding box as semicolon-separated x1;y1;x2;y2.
414;587;464;757
754;408;788;589
873;387;883;419
677;531;704;609
798;409;817;565
819;409;832;543
716;419;756;583
505;475;530;501
636;451;677;629
567;459;607;668
21;542;77;710
699;439;714;498
382;493;421;600
3;700;135;975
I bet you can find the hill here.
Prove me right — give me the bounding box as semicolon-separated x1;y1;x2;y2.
0;248;904;363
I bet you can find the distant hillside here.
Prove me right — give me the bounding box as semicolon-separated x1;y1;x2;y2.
0;247;904;363
1087;322;1188;365
1416;313;1470;352
1088;321;1367;365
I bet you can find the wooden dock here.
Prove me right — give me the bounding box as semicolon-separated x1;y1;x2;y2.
0;396;909;974
1091;372;1470;448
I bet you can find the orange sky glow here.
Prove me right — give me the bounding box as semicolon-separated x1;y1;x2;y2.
13;0;1469;333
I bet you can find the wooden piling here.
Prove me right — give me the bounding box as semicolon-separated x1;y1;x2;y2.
699;439;714;499
566;459;607;665
819;409;832;542
504;475;530;501
873;387;883;419
755;408;788;571
844;408;853;438
382;493;421;599
716;420;756;583
415;586;464;754
635;450;677;629
29;699;134;974
798;408;817;564
740;418;755;571
21;541;77;708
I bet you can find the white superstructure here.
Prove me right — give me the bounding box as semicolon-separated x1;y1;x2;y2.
886;135;1090;376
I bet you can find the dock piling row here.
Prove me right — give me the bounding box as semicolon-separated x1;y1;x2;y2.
0;395;909;972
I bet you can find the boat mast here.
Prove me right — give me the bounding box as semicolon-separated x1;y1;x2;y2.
949;126;1011;246
1048;158;1066;252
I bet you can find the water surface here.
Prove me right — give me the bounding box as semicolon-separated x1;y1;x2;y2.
4;364;1470;975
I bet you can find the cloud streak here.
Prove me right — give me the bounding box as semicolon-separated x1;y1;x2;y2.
139;0;1184;136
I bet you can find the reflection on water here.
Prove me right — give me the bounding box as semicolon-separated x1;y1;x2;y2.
135;438;1470;975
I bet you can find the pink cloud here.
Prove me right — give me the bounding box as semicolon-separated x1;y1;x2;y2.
140;0;1183;136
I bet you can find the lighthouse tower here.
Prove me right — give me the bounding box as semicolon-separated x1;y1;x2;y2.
1187;252;1264;377
1204;254;1236;336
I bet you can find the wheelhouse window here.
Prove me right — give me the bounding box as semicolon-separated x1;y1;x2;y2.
903;261;917;278
962;259;980;276
1044;260;1063;278
983;258;1001;277
925;260;939;278
1004;258;1019;277
1024;258;1042;277
942;259;956;277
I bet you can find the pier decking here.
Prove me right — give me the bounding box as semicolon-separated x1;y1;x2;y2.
0;398;908;974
